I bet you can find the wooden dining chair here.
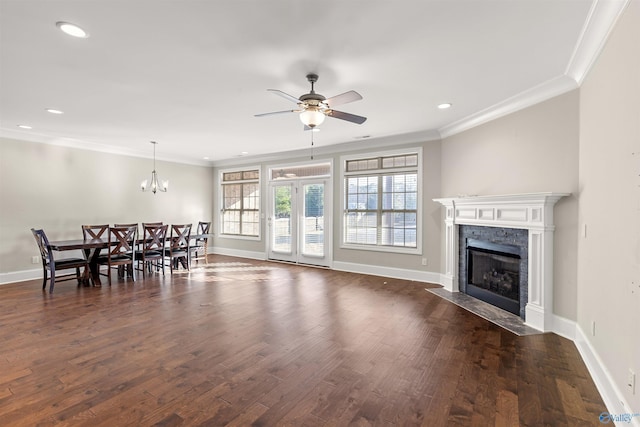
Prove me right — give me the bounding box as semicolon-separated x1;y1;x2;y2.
135;224;168;277
82;224;109;240
190;221;211;265
97;225;137;284
114;223;139;277
164;224;192;273
31;228;89;293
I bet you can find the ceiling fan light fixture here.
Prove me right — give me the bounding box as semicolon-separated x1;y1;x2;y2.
56;21;89;38
299;108;325;128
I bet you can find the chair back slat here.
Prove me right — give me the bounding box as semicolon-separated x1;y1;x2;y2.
31;228;51;263
169;224;191;250
108;226;137;257
82;224;109;240
142;222;163;228
143;224;168;251
197;221;211;235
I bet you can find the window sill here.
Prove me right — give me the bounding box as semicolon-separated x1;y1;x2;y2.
340;243;421;255
219;234;261;242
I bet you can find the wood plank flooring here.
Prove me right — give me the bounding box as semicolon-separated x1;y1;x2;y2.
0;255;605;426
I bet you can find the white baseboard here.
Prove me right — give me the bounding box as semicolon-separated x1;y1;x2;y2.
574;325;640;426
0;268;41;285
332;261;441;284
550;314;576;341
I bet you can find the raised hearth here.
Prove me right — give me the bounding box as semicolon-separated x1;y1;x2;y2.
434;193;568;332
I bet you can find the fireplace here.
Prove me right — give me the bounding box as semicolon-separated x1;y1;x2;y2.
459;225;528;318
433;193;568;331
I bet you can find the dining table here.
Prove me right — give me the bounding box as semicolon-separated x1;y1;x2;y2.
47;237;109;286
47;234;211;286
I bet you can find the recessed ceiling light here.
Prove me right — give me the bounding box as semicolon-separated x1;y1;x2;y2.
46;109;64;114
17;124;33;129
56;21;89;38
203;157;209;160
438;103;452;109
240;151;249;156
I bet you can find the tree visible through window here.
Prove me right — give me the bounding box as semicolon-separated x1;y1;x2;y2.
221;169;260;237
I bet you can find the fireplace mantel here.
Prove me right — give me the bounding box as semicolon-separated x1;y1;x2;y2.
433;192;569;331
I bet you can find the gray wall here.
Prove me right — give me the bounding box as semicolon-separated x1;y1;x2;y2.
0;138;214;277
577;0;640;411
440;90;580;320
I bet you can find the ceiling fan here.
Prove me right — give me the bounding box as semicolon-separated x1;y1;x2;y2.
255;73;367;129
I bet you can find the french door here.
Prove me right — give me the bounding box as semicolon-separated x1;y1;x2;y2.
268;178;331;267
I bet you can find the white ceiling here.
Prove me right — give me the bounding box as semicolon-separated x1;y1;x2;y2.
0;0;626;166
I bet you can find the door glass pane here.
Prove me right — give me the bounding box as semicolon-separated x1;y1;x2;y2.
273;186;292;253
302;183;324;257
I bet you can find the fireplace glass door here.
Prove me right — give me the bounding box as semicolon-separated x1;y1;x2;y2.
466;239;521;315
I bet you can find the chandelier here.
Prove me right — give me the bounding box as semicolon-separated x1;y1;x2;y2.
140;141;168;194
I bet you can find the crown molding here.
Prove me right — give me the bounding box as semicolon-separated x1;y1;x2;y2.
439;0;629;140
0;128;211;167
565;0;630;85
438;75;578;139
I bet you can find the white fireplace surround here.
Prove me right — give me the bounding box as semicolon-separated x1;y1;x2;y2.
433;192;569;332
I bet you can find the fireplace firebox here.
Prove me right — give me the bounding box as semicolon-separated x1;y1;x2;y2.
466;239;521;315
458;225;528;319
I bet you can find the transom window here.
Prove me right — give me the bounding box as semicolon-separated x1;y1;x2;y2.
220;168;260;238
342;150;421;252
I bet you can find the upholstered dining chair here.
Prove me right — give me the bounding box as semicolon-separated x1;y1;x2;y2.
165;224;192;273
31;228;89;293
135;224;168;277
97;225;137;284
190;221;211;265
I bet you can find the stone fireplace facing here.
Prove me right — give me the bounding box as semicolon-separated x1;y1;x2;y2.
434;193;568;332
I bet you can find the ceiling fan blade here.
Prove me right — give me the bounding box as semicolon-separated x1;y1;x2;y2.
328;110;367;124
325;90;362;107
254;110;297;117
267;89;300;104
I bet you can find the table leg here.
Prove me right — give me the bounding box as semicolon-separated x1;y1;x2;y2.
87;248;103;286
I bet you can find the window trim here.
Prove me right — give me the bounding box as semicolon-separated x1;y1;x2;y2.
340;147;423;255
218;165;261;241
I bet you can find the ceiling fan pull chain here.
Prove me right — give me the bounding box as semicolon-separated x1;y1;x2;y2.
310;132;314;160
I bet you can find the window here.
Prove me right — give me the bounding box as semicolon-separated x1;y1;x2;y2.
342;150;421;252
220;168;260;238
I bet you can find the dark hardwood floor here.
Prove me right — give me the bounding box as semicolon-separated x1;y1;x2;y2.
0;255;605;426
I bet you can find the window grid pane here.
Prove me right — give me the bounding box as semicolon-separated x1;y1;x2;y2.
222;170;260;237
344;161;418;249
